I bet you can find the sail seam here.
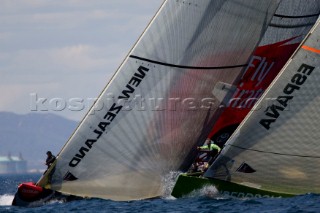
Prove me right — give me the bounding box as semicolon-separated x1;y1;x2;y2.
229;145;320;158
269;22;315;29
274;13;320;19
129;55;247;70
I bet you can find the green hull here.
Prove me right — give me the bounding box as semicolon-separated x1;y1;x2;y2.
171;174;295;198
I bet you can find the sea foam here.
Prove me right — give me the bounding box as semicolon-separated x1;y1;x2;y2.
0;194;14;206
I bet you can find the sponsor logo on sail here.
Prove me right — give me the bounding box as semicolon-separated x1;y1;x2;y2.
69;66;149;167
259;63;315;130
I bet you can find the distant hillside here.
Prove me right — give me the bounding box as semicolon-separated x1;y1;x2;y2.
0;112;78;171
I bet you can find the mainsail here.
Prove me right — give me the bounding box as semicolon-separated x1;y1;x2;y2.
37;0;281;200
205;19;320;195
207;0;320;148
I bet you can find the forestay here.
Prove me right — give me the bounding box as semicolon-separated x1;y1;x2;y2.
38;0;280;200
206;19;320;195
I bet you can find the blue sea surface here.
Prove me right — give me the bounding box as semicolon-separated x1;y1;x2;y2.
1;173;320;213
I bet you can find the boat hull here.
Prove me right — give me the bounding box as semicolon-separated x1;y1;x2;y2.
12;182;80;207
171;174;295;198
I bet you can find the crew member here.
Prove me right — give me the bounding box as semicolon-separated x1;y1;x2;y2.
45;151;56;169
197;138;221;165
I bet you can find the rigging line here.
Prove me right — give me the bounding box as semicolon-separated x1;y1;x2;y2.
269;22;315;29
129;55;247;70
229;144;320;159
274;13;320;19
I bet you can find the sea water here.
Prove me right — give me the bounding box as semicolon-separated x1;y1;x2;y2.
1;173;320;213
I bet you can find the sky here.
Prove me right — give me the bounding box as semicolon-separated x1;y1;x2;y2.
0;0;163;121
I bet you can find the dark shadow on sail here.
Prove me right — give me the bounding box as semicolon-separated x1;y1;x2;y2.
236;162;256;173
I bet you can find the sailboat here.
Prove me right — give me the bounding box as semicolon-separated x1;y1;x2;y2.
171;2;320;198
14;0;315;206
12;0;284;206
206;0;320;148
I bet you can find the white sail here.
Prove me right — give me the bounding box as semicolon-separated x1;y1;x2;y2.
262;0;320;46
38;0;281;200
206;18;320;195
206;0;320;148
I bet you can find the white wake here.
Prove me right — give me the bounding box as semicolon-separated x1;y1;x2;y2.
161;171;227;199
188;185;220;198
0;194;14;206
161;171;181;199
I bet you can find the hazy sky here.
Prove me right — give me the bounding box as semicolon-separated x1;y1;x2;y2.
0;0;163;121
